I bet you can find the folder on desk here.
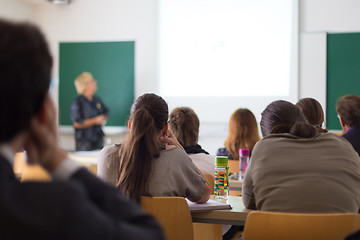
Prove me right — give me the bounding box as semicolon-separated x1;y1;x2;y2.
186;199;232;212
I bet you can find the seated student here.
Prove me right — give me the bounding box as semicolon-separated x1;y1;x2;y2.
242;100;360;213
217;108;260;159
336;94;360;155
296;97;328;133
169;107;214;176
0;19;164;239
97;93;210;204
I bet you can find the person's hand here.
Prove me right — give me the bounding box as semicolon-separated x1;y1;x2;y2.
94;114;107;125
159;129;185;152
24;95;67;172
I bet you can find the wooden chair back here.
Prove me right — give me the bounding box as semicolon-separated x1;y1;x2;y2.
13;152;50;182
141;196;194;240
242;211;360;240
203;174;214;194
228;160;239;174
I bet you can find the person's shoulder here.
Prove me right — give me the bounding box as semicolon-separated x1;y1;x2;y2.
161;146;193;162
99;144;121;161
72;95;86;104
320;132;350;143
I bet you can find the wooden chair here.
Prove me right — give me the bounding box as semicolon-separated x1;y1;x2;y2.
228;160;242;196
13;152;50;182
242;211;360;240
141;196;194;240
228;160;239;174
203;173;214;194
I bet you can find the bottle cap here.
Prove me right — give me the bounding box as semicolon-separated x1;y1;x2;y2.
239;149;250;155
215;156;228;166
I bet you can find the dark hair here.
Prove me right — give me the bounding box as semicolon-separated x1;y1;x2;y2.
169;107;199;147
336;94;360;127
117;93;168;203
0;19;52;142
224;108;260;159
296;98;328;133
260;100;317;138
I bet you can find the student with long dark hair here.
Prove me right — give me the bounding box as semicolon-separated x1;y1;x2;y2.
98;93;210;203
242;100;360;213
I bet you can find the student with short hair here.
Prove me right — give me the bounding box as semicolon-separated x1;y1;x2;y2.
242;100;360;213
169;107;214;176
296;97;328;133
217;108;260;159
0;19;164;239
336;94;360;155
97;93;210;204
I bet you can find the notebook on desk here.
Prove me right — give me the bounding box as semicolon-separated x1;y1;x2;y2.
186;199;232;212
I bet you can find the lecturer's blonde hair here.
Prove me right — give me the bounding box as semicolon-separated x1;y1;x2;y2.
74;72;93;94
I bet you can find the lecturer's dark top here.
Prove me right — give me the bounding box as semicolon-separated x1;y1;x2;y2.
70;95;109;151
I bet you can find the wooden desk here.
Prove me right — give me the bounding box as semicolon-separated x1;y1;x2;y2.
229;179;242;191
191;196;251;226
68;151;99;175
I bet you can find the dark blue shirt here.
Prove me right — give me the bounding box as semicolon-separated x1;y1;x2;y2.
343;126;360;156
70;95;109;151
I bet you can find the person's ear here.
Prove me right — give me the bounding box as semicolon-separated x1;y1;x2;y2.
161;123;169;136
35;95;52;124
128;119;131;129
339;116;346;127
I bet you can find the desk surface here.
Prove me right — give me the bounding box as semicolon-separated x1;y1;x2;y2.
191;196;251;226
229;179;242;190
68;151;99;165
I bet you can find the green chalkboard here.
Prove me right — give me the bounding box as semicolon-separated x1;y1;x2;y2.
327;33;360;130
59;41;135;127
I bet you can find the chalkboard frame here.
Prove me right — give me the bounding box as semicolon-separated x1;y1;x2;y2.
326;33;360;130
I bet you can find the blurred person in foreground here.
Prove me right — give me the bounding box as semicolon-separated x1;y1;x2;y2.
0;19;164;240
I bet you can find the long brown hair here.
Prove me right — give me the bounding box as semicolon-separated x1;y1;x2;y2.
117;93;168;203
169;107;199;147
260;100;317;138
296;98;328;133
224;108;260;159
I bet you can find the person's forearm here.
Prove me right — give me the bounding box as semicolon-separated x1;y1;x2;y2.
73;118;99;129
196;181;211;203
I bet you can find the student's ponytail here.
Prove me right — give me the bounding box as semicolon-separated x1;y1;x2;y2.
117;94;168;203
289;122;317;138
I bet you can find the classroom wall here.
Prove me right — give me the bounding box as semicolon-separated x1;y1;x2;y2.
0;0;34;21
299;0;360;127
2;0;360;153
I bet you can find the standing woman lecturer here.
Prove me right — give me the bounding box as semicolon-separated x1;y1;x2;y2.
71;72;109;151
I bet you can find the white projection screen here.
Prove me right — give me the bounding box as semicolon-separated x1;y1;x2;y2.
159;0;298;122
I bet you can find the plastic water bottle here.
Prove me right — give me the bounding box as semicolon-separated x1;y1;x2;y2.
214;156;229;199
239;149;250;180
